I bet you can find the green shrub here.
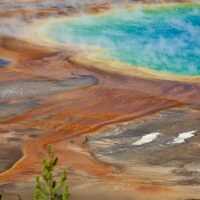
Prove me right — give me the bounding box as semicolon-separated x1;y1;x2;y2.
34;145;69;200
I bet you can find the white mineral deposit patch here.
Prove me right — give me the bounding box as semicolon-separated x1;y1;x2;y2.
132;132;160;146
172;130;198;144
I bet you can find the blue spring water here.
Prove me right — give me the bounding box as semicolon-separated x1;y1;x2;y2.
48;4;200;76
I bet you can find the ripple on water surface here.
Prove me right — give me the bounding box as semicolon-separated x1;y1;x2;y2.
48;4;200;76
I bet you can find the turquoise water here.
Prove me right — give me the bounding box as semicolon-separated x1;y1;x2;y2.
48;4;200;76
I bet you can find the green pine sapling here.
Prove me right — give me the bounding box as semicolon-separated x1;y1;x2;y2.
34;145;69;200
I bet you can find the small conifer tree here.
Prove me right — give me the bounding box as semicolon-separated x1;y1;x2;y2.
34;145;69;200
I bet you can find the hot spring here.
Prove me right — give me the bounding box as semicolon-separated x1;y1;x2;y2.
46;3;200;77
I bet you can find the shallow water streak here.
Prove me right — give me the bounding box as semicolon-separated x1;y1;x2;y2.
0;58;10;67
0;75;98;99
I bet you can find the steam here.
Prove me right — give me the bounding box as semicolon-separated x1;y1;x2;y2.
0;0;131;37
1;1;200;76
0;15;27;36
